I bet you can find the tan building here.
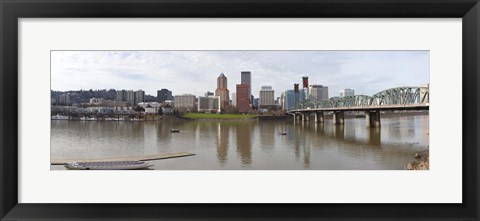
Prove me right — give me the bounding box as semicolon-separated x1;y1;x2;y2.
174;94;197;111
215;73;230;110
259;86;275;107
309;85;329;102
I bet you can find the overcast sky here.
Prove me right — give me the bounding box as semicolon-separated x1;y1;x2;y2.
51;51;429;98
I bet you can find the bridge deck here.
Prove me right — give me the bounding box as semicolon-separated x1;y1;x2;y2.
289;104;429;113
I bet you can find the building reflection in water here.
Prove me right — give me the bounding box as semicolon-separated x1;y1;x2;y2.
293;122;312;168
216;122;229;165
260;122;275;149
236;122;252;166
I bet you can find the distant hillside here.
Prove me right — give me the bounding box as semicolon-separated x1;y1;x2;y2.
51;89;156;104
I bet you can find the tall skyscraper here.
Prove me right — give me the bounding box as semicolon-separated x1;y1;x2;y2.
339;89;355;98
283;90;305;111
259;86;275;107
116;90;126;102
59;93;71;105
157;89;173;102
215;73;230;109
309;85;329;102
135;89;145;104
126;90;136;106
236;84;250;113
241;71;251;103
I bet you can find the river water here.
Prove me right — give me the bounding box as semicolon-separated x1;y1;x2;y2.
51;114;429;170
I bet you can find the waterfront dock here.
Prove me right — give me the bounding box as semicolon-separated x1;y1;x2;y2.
51;152;195;165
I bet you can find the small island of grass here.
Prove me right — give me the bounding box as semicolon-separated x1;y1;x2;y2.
183;113;257;120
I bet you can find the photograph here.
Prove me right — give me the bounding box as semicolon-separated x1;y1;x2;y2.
50;50;429;170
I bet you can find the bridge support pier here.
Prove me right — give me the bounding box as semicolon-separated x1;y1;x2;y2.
333;111;344;125
314;112;324;123
302;113;309;122
365;110;381;127
293;113;300;121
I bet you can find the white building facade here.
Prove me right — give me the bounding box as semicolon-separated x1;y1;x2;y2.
308;85;329;102
259;86;275;106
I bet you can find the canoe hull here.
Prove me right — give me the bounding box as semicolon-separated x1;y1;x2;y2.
65;161;153;170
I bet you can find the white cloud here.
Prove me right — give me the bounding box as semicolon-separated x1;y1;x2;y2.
51;51;429;98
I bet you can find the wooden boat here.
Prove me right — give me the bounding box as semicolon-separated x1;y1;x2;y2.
277;132;287;135
170;129;180;133
64;161;152;170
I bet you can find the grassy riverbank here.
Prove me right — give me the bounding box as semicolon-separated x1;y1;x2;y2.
182;113;256;119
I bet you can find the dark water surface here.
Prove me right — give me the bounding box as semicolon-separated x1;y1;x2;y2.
51;115;429;170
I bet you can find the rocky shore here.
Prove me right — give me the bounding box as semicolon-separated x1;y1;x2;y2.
405;149;429;170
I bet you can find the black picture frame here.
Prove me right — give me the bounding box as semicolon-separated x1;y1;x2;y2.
1;0;479;220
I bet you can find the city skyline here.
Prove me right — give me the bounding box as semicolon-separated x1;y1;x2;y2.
51;51;429;98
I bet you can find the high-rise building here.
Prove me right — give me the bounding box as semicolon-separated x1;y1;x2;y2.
116;90;126;102
236;84;250;113
59;93;71;105
215;73;230;109
157;89;173;103
339;89;355;98
259;86;275;107
241;71;252;103
198;95;221;113
174;94;197;111
309;85;329;102
126;90;136;106
283;90;305;111
135;89;145;105
117;89;143;106
253;98;259;108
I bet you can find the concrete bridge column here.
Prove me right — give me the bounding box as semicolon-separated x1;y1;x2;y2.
304;112;310;122
333;111;344;125
314;111;324;123
300;113;309;122
365;110;381;127
293;113;299;121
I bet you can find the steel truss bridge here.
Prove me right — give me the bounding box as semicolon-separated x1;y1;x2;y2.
287;86;429;127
